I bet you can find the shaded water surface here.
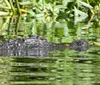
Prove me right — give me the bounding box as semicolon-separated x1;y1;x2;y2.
0;49;100;85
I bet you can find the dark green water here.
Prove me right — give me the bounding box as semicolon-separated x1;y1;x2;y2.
0;50;100;85
0;13;100;85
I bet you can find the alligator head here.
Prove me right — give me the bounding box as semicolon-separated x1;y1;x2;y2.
69;39;89;52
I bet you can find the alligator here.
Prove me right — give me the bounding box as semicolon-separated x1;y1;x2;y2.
0;35;89;57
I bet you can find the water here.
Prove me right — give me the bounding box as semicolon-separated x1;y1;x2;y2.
0;4;100;85
0;49;100;85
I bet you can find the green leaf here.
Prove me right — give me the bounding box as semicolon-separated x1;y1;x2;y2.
62;0;74;6
80;1;93;8
0;11;9;16
74;7;88;24
19;1;32;5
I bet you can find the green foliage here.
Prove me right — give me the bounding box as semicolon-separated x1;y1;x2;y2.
0;0;100;43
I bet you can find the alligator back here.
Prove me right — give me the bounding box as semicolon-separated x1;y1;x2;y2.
0;35;89;57
0;35;66;57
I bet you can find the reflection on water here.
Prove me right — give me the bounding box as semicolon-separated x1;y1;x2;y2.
0;49;100;85
0;7;100;85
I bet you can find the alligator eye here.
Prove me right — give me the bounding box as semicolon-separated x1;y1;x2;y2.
38;36;45;40
76;40;84;46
